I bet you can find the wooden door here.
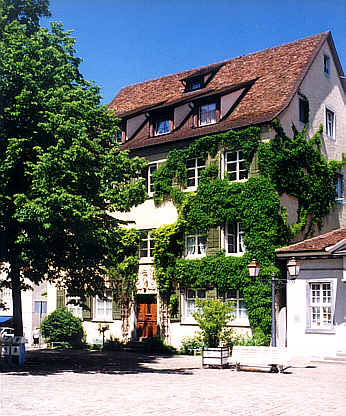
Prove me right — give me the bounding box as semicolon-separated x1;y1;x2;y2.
136;295;157;338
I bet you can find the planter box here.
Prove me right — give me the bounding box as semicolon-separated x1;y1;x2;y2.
202;346;229;367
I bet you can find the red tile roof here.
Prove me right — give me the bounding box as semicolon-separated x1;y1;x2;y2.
109;32;340;150
276;228;346;253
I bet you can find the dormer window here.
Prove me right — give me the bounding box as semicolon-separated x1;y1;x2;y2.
324;55;330;76
186;76;203;92
199;102;217;126
150;113;172;137
155;118;170;135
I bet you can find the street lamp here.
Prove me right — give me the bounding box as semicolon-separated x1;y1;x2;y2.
248;257;301;348
247;259;277;347
287;257;300;279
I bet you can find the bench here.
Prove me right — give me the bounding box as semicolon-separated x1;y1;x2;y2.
230;346;290;373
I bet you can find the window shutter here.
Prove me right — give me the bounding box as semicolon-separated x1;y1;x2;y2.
82;297;93;321
170;288;181;322
249;152;259;178
112;292;122;320
206;227;221;256
56;289;65;309
206;288;217;299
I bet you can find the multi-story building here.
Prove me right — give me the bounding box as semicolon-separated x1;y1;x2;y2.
46;32;346;356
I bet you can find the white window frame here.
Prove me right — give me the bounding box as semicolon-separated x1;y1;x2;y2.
224;289;248;321
334;173;344;202
155;118;171;136
184;288;206;320
325;107;335;139
185;234;206;259
66;297;83;318
323;54;330;77
114;130;122;144
186;157;206;190
224;150;248;181
94;290;113;322
222;223;245;256
306;280;336;333
139;229;154;259
199;103;217;126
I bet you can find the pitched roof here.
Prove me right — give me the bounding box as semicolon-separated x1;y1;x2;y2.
109;32;342;150
276;228;346;254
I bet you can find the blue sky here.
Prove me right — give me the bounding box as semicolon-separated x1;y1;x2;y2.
42;0;346;105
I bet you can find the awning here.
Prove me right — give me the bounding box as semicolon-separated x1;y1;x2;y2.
0;316;13;325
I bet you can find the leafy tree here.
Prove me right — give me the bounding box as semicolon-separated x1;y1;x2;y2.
192;299;234;348
0;1;147;335
41;307;84;347
0;0;50;33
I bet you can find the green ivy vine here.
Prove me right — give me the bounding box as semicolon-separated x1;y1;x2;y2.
150;121;342;336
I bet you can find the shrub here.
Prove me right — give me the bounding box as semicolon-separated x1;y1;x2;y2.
231;328;271;347
41;308;85;348
179;335;203;355
192;299;234;347
147;336;177;355
102;336;125;351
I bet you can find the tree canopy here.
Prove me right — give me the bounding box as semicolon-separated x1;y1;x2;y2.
0;1;147;335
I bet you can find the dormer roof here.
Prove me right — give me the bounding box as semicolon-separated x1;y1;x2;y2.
109;31;344;150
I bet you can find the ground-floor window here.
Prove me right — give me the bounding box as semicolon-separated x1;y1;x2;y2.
94;290;113;321
185;288;206;318
309;282;333;329
224;289;248;320
67;297;83;318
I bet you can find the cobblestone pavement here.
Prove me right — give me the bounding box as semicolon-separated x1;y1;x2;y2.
0;349;345;416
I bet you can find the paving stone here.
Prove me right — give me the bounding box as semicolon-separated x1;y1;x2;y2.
0;350;345;416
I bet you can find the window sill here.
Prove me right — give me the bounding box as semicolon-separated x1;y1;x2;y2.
185;254;206;260
92;319;114;323
139;257;154;264
154;131;171;137
305;328;335;334
225;252;245;258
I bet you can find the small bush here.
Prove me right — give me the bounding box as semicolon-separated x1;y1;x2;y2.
102;336;125;351
147;336;177;355
41;308;85;348
192;299;234;347
179;335;203;355
231;328;271;347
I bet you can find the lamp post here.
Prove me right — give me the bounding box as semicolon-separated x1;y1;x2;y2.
248;257;300;348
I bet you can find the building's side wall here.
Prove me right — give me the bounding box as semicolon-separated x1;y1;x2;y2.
279;41;346;231
286;257;346;358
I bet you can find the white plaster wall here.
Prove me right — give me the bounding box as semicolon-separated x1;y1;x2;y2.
286;257;346;358
278;41;346;162
115;198;178;229
83;320;123;345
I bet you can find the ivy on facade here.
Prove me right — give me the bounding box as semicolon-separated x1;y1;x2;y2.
149;122;342;336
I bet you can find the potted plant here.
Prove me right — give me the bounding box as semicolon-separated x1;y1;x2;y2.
192;298;234;367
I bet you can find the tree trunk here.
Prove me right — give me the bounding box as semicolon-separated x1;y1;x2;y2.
10;267;24;336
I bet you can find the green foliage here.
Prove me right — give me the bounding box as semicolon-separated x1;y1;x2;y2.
258;122;342;236
144;336;177;355
150;119;340;337
192;299;234;347
179;334;203;355
152;127;260;206
231;328;271;347
102;336;125;351
41;307;85;347
0;9;147;334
